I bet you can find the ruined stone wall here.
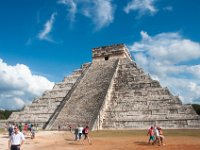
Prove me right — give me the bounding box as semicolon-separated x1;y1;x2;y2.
102;58;200;129
92;44;132;61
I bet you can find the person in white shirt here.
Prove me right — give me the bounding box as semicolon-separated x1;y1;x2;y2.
78;125;83;140
8;126;25;150
153;125;161;146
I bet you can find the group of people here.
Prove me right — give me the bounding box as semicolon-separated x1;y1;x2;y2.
7;123;37;150
57;124;91;144
147;124;165;146
6;122;167;149
74;125;91;144
8;123;36;139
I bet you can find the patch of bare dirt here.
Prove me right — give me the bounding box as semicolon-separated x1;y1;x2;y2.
1;131;200;150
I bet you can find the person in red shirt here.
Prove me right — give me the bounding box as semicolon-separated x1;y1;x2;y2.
82;126;91;145
147;126;155;144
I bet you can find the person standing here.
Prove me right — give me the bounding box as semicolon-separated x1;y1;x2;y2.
8;124;14;137
8;126;25;150
18;123;22;132
58;125;61;131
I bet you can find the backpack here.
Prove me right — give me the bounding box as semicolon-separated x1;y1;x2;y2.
85;128;89;134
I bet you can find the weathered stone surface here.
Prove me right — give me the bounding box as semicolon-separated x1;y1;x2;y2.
5;44;200;130
7;68;86;128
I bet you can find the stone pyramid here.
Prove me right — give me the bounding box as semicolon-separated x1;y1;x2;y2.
8;44;200;130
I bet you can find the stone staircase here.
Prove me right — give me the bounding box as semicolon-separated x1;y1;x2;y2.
44;63;91;129
102;58;200;129
48;59;119;130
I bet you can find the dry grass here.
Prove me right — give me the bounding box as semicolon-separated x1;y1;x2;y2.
91;129;200;138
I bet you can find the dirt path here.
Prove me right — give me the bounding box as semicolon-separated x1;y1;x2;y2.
1;131;200;150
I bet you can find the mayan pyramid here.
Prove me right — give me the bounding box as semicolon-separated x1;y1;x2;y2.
8;44;200;130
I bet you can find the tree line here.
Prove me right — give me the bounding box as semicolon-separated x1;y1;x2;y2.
0;110;20;119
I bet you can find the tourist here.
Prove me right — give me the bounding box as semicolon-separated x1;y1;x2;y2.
23;123;28;135
153;125;161;146
18;123;22;132
157;127;165;145
78;125;83;140
147;126;154;144
74;126;79;141
58;125;61;131
28;123;32;134
8;126;25;150
8;124;14;137
82;126;91;145
69;124;72;133
31;125;35;139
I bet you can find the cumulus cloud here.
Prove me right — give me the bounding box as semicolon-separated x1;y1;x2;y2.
124;0;158;17
58;0;115;30
38;12;57;42
0;59;54;110
128;31;200;104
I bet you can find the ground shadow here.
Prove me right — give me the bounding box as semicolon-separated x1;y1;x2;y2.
68;142;82;145
65;138;75;141
134;141;149;146
25;136;31;139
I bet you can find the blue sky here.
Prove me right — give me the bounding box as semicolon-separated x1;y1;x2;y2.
0;0;200;109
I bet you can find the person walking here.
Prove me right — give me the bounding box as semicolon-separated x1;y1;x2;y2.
82;126;91;145
74;127;79;141
157;127;165;146
147;126;155;144
8;126;25;150
78;125;83;140
153;125;161;146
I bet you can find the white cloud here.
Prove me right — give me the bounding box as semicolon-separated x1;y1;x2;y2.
0;59;54;110
86;0;114;30
58;0;77;22
58;0;114;30
38;12;57;42
124;0;158;17
129;31;200;104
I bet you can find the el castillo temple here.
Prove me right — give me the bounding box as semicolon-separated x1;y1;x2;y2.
7;44;200;130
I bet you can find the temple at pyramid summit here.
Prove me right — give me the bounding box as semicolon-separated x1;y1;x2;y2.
7;44;200;130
